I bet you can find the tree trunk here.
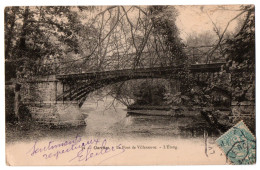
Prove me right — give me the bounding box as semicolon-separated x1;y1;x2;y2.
19;7;30;51
5;7;17;59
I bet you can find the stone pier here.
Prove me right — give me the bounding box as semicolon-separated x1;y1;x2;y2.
17;75;86;126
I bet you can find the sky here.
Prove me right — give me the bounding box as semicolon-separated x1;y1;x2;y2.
175;5;244;41
81;5;246;42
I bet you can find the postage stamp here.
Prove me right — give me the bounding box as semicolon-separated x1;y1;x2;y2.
216;120;256;165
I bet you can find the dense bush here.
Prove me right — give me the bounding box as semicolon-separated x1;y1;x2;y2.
133;80;168;106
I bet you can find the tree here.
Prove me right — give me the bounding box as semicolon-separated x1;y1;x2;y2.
224;5;255;102
5;6;96;78
179;5;255;106
147;6;186;66
80;6;186;71
89;6;187;107
185;31;219;63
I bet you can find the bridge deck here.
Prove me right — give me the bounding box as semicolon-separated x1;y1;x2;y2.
56;62;225;80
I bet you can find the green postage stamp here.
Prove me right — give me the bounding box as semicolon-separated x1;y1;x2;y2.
216;120;256;165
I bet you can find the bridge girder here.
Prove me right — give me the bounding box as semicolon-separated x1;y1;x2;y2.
55;62;226;107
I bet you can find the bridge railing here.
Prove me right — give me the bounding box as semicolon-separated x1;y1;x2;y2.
34;46;225;75
184;46;225;64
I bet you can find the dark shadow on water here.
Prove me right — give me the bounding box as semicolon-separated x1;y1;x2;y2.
107;113;221;139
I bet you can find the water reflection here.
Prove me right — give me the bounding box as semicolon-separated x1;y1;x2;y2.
82;96;215;139
6;96;218;143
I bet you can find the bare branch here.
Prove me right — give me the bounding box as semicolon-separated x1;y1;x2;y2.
121;6;138;52
206;9;248;63
133;6;148;15
96;6;117;16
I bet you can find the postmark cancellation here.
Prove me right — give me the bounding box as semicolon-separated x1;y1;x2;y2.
216;120;256;165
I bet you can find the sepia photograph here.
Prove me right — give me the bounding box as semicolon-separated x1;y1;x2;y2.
4;4;255;165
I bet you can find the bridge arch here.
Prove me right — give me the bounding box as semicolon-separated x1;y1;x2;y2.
57;74;179;107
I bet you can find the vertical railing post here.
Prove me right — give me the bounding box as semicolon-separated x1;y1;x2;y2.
70;82;72;101
62;81;64;104
55;81;57;104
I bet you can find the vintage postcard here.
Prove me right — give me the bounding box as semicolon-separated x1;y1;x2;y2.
5;5;255;165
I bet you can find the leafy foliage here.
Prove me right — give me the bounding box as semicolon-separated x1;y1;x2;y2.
132;80;169;106
5;6;97;78
148;6;186;65
224;5;255;102
171;5;255;109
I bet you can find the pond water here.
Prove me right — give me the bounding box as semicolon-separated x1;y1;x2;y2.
6;95;219;143
83;96;211;139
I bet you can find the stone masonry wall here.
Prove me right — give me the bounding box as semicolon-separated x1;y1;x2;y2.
19;76;86;126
